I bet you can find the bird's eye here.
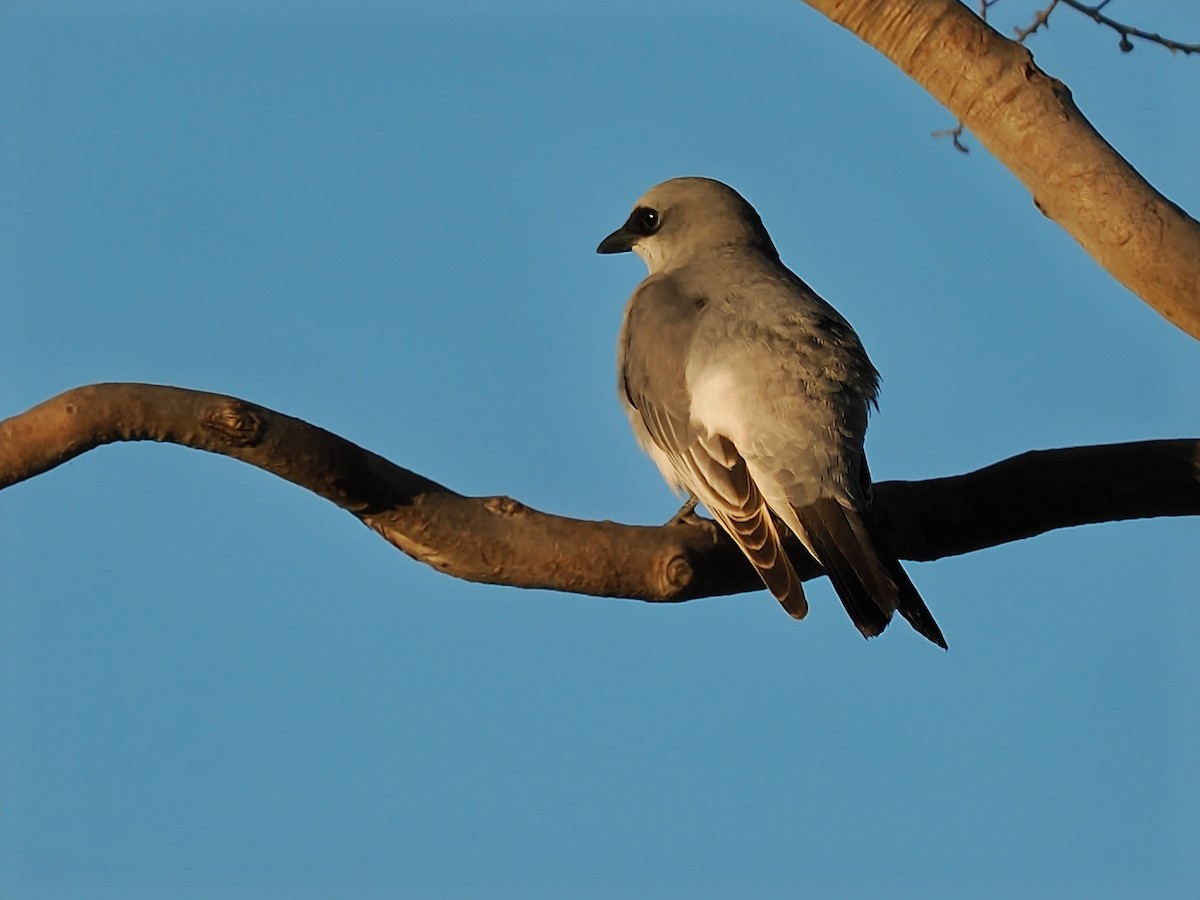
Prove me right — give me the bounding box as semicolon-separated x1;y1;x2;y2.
632;206;661;235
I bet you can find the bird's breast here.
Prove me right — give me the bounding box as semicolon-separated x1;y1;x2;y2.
687;364;756;451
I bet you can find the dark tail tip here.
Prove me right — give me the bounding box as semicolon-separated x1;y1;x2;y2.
798;498;948;649
889;559;948;649
900;604;948;650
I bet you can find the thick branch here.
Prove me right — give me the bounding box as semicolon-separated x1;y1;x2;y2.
3;384;1196;604
801;0;1200;340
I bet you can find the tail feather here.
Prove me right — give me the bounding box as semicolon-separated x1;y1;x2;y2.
879;547;947;650
797;499;892;639
795;498;947;649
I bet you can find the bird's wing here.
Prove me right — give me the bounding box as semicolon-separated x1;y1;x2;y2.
638;393;808;619
677;275;945;646
620;278;808;618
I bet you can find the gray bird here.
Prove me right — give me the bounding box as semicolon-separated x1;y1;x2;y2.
598;177;946;648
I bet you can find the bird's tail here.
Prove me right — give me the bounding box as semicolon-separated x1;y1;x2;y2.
794;498;947;649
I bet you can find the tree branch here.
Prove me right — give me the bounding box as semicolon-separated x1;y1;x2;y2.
801;0;1200;340
3;384;1196;605
1050;1;1200;54
1012;0;1059;43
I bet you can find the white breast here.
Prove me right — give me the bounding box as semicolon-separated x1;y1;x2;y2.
688;365;754;449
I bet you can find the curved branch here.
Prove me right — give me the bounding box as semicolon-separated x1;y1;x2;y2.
801;0;1200;340
3;384;1197;605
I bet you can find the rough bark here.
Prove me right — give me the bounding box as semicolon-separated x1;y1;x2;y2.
3;384;1196;605
801;0;1200;340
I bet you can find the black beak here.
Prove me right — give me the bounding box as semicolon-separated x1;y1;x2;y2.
596;221;637;254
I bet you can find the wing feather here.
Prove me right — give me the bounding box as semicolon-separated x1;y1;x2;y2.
635;399;808;619
620;276;807;617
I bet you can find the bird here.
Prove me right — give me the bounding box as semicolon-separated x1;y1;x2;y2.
597;177;946;648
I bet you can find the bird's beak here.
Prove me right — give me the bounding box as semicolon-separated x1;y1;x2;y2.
596;219;637;254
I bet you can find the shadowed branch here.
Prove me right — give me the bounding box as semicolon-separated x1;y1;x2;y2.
3;383;1197;605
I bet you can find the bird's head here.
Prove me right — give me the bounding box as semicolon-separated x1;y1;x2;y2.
597;177;779;274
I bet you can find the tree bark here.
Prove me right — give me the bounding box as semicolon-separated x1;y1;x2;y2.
801;0;1200;340
3;384;1196;605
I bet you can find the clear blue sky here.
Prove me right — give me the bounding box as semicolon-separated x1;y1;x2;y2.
2;2;1198;897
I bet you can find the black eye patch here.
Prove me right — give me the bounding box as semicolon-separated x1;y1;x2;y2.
630;206;661;236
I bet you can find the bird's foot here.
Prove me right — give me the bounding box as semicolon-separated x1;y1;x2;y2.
665;496;703;526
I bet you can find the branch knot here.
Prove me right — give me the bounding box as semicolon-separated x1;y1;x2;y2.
202;400;265;447
663;553;694;595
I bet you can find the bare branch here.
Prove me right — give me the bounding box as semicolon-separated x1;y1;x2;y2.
1056;1;1200;54
996;0;1199;52
1013;0;1059;43
800;0;1200;340
932;2;1197;151
931;0;1014;154
931;121;971;153
3;384;1197;606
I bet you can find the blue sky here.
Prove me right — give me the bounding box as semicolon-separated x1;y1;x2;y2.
2;2;1198;897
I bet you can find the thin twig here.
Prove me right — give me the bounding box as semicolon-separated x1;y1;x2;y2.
978;0;1003;20
1014;0;1060;41
931;122;971;153
1013;0;1200;54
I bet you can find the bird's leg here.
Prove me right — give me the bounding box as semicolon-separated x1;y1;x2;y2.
665;494;702;526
